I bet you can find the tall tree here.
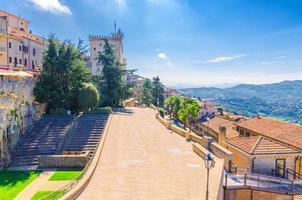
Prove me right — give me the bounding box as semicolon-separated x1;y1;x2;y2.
140;79;153;106
34;35;90;113
152;76;165;107
77;38;89;57
97;39;125;107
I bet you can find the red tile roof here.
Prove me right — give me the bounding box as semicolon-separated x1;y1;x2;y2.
236;117;302;150
226;136;300;155
199;117;239;139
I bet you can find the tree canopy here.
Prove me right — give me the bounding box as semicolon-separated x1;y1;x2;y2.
140;79;153;106
97;39;128;107
78;82;100;111
34;35;91;113
164;96;200;131
151;76;165;107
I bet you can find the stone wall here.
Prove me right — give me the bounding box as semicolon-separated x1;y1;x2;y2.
0;75;37;167
39;152;90;168
225;189;293;200
210;142;233;170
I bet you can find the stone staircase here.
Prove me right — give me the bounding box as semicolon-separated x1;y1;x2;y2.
10;115;74;167
62;114;109;157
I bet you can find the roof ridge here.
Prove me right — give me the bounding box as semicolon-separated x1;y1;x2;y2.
251;136;262;154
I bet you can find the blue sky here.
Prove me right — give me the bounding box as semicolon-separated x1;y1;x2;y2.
2;0;302;88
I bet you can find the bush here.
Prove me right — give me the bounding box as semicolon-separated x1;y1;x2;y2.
158;107;165;118
49;108;69;115
85;107;112;114
79;83;100;111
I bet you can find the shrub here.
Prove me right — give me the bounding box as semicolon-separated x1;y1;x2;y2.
49;108;68;115
78;83;100;111
158;107;165;118
85;107;112;114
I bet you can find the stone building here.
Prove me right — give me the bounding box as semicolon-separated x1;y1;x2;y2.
89;28;126;76
0;10;46;71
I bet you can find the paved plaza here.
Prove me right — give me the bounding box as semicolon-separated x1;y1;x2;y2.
78;107;219;200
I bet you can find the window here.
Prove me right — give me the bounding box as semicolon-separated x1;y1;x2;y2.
24;59;27;66
19;59;22;64
9;57;12;63
32;60;35;68
14;57;17;66
275;159;286;177
94;48;96;51
19;46;21;51
8;42;11;48
33;48;36;56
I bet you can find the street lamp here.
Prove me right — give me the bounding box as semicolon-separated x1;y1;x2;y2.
204;153;214;200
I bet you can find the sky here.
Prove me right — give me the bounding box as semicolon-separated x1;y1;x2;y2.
2;0;302;88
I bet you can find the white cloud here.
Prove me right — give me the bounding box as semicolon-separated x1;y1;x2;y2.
168;61;173;66
204;54;245;63
158;53;168;59
115;0;127;9
27;0;72;15
157;52;173;66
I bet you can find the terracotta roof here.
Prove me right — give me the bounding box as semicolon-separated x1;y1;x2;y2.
237;117;302;150
226;136;300;155
199;117;239;139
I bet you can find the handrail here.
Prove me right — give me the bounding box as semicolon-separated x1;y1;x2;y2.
224;172;302;194
287;168;302;180
36;113;111;200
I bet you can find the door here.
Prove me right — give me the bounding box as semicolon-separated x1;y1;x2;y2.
276;159;286;177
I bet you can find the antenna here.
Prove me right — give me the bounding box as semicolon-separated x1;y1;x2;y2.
114;21;117;34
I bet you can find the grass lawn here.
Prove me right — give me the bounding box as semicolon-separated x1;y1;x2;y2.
0;170;41;200
48;170;82;181
31;190;64;200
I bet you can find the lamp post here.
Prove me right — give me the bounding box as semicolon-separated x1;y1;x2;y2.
204;153;214;200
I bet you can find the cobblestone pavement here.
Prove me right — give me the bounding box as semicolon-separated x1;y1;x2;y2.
78;107;219;200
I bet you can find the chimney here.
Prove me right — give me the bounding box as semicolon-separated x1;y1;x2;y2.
257;115;261;119
219;125;227;146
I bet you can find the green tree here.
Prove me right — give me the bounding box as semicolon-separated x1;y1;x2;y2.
79;83;100;111
97;39;126;107
164;96;183;120
34;35;90;113
152;76;165;107
140;79;153;106
177;98;200;131
77;38;89;57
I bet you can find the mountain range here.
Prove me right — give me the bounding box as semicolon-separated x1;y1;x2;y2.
178;80;302;123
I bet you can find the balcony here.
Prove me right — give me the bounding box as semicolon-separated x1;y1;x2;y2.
224;173;302;195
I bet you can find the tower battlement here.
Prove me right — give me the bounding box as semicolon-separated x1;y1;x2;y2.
89;29;124;40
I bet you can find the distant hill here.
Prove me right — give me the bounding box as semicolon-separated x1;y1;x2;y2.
178;80;302;123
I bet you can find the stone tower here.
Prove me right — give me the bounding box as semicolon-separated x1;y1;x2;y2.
89;28;126;76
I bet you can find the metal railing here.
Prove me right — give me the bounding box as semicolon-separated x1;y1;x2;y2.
287;168;302;180
224;172;302;194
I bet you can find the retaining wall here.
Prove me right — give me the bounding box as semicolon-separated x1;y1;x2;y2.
39;151;90;168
